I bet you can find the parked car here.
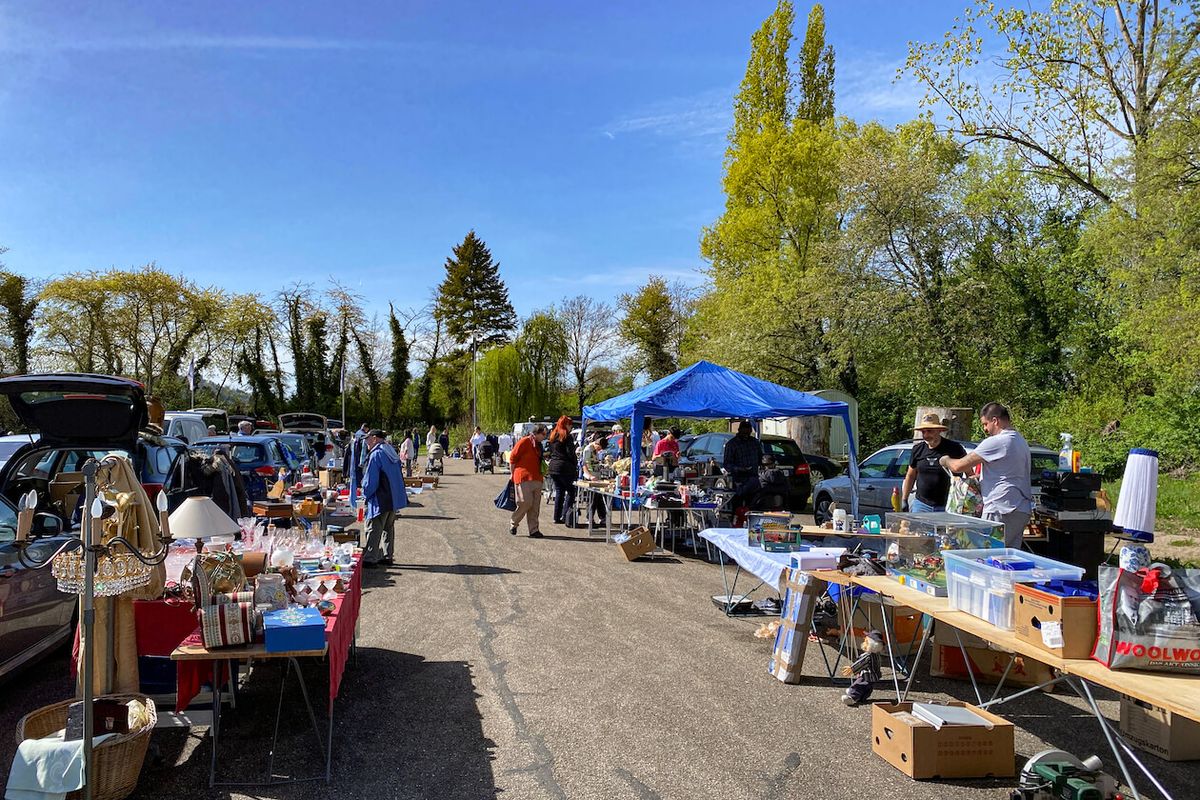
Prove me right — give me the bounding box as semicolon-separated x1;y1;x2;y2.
162;411;209;444
0;373;188;682
1;502;76;682
677;432;813;512
192;435;301;500
256;432;317;472
187;407;229;434
0;433;38;472
811;440;1060;523
802;452;843;482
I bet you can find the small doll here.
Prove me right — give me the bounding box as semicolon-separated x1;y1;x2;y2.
840;630;884;706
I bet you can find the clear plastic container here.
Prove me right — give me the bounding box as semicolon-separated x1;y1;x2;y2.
942;548;1085;629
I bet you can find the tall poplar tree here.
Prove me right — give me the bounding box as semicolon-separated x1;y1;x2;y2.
386;304;411;428
796;4;834;123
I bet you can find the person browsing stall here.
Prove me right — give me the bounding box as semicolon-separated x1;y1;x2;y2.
546;416;578;526
652;426;682;476
902;413;967;513
722;420;763;504
582;434;609;526
361;429;407;566
508;424;548;538
938;402;1032;548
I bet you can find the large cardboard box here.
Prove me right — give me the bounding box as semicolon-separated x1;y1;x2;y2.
1119;696;1200;761
838;601;926;659
872;701;1015;779
930;641;1056;690
770;568;820;684
616;526;655;561
1013;582;1098;660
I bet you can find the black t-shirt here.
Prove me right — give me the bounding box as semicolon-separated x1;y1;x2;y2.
911;438;967;506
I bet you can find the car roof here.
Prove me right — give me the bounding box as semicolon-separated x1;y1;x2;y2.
195;435;275;445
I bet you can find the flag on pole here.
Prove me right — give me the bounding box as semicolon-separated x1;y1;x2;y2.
187;357;195;392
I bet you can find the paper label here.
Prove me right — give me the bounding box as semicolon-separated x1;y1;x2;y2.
1041;621;1064;649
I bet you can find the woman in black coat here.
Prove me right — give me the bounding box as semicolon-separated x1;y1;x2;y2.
546;416;579;525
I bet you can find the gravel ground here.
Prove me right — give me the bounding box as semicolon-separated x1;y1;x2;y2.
2;457;1197;799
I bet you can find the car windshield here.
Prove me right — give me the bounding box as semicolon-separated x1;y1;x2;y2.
0;439;29;464
0;497;16;541
761;438;804;464
194;443;264;464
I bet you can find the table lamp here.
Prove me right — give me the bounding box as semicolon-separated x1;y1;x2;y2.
168;496;241;551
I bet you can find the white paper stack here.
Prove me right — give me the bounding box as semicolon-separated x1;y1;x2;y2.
911;702;993;730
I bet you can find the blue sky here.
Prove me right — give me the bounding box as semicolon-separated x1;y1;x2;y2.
0;1;957;321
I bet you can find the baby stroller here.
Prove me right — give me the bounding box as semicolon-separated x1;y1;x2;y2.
425;442;445;476
475;441;496;474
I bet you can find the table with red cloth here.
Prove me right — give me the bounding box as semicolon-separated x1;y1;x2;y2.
169;554;362;712
169;554;363;787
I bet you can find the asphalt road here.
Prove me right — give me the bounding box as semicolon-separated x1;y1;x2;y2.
2;457;1197;799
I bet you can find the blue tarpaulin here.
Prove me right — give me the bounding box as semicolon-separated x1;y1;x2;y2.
582;360;860;517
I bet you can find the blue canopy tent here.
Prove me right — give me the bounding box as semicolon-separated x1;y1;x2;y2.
582;360;860;517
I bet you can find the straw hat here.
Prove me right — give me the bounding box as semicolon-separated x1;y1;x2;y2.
912;413;948;432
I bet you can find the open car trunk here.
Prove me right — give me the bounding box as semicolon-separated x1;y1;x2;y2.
0;373;147;450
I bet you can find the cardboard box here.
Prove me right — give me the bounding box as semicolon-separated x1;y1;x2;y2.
1013;582;1098;660
263;607;327;653
770;568;820;683
1119;696;1200;761
616;526;655;561
872;701;1014;779
930;642;1056;690
319;468;342;489
842;602;926;659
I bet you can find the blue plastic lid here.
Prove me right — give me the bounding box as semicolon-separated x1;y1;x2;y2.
1130;448;1159;458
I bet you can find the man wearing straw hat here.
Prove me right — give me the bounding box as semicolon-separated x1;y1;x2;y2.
902;413;966;513
939;402;1032;548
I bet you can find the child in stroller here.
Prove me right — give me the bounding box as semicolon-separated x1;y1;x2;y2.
475;440;496;473
425;442;445;475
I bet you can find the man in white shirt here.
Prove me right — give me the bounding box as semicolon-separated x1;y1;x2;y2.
940;402;1033;548
497;432;514;469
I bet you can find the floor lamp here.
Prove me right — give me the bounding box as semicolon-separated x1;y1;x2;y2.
15;458;172;800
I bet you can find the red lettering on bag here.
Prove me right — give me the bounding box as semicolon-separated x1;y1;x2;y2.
1132;644;1146;657
1174;648;1192;661
1115;641;1132;655
1192;649;1200;661
1148;646;1161;659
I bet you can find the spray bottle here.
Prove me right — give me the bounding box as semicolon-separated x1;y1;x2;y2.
1059;433;1076;472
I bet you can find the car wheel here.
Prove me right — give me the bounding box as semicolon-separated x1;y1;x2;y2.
813;494;833;525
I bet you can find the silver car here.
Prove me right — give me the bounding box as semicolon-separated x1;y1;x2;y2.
811;440;1059;523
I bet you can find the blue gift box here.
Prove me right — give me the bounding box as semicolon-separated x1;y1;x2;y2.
262;606;327;653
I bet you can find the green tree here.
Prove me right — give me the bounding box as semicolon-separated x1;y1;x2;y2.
386;304;411;428
796;4;835;124
0;254;38;374
433;231;517;350
619;277;683;381
905;0;1199;207
693;2;842;389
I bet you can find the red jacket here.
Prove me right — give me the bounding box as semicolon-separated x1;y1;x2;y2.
510;435;544;485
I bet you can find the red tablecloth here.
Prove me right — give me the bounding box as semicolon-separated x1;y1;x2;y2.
170;555;363;712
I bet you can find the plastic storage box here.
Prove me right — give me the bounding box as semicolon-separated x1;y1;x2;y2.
943;548;1084;630
884;513;1003;595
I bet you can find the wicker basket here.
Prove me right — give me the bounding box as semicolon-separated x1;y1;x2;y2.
15;694;157;800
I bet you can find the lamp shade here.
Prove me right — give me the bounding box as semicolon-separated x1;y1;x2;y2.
168;497;240;540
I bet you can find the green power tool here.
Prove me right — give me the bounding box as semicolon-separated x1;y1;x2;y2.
1010;750;1122;800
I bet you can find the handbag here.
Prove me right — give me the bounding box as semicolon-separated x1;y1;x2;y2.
494;480;517;512
1094;564;1200;674
946;473;983;517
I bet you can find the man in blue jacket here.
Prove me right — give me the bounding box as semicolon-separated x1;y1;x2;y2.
361;429;407;566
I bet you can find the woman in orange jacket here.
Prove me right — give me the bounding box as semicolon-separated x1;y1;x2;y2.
509;424;548;537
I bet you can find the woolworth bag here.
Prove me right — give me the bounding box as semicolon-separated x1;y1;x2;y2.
1093;564;1200;674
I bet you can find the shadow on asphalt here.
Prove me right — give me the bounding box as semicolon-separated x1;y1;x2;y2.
392;563;519;576
135;649;497;799
402;514;458;521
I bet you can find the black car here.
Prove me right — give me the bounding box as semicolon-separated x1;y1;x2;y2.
0;373;189;681
678;432;813;512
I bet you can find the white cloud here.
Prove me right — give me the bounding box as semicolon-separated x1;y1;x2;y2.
601;86;733;142
836;54;927;123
